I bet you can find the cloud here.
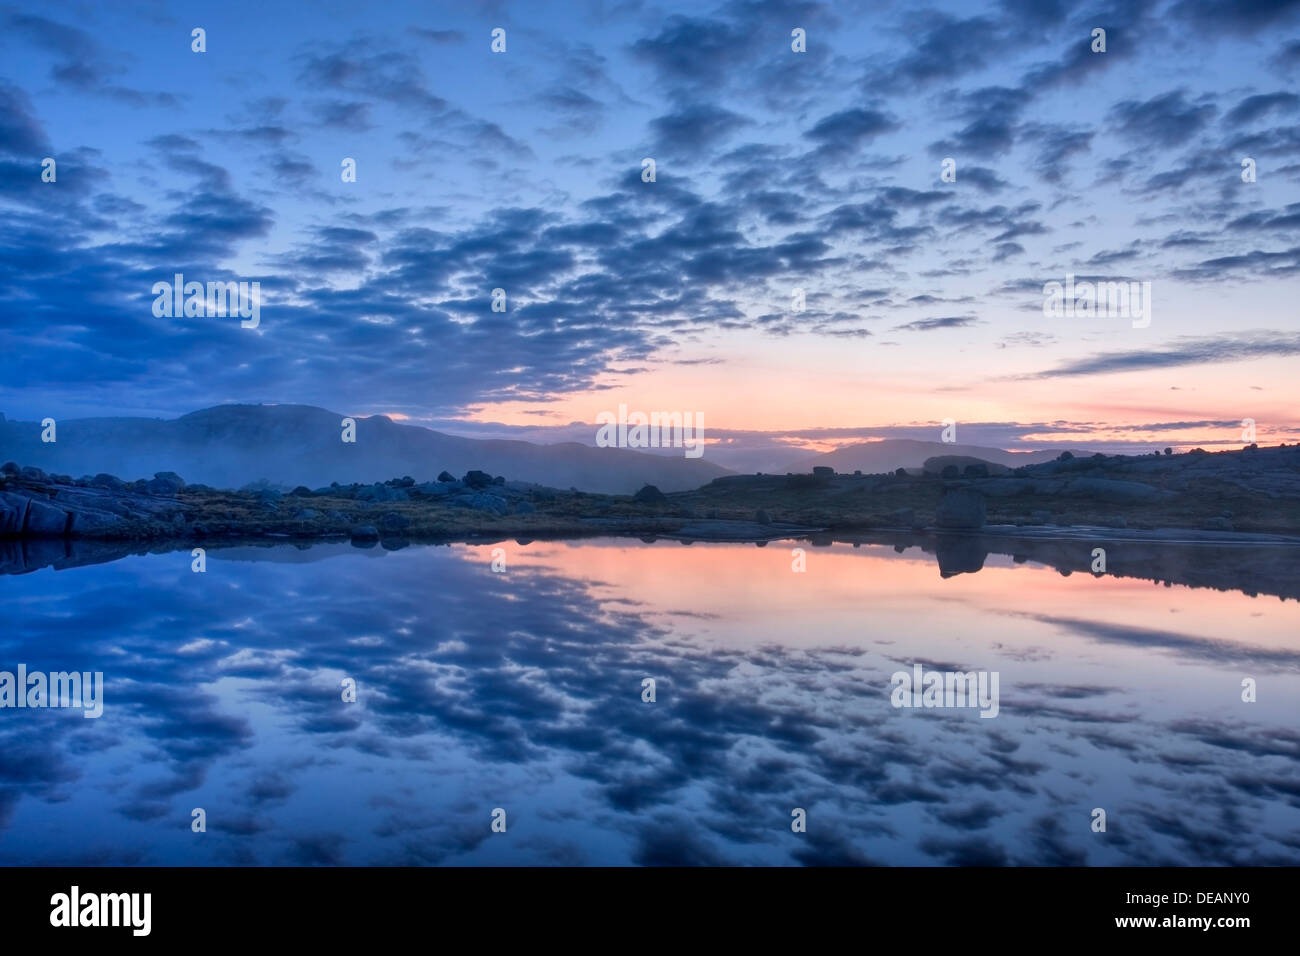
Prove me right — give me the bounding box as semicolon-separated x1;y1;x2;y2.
1023;332;1300;378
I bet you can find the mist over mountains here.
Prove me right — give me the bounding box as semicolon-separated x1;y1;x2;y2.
0;405;1084;494
783;440;1069;475
0;404;731;495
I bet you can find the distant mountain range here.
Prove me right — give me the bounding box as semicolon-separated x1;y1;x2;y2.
782;439;1072;475
0;406;1085;495
0;404;732;495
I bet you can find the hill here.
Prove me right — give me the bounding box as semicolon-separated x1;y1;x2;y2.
782;439;1069;475
0;404;731;494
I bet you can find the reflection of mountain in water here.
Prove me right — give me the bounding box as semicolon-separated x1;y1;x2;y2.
6;529;1298;601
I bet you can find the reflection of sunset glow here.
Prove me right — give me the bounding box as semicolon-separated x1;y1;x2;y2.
459;538;1300;660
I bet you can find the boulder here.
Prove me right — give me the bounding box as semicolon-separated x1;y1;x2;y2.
0;492;29;533
380;511;411;531
633;485;668;504
25;499;70;536
935;488;986;529
1064;478;1167;503
20;466;47;482
90;473;127;491
459;493;508;515
154;471;185;487
145;476;183;495
463;470;494;490
350;524;380;542
356;483;408;502
67;509;124;534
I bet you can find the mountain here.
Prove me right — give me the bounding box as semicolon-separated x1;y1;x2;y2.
782;439;1073;475
0;404;732;494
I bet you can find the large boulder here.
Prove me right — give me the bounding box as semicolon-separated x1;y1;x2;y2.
458;493;508;515
356;483;408;502
0;492;29;533
633;484;668;504
89;473;127;491
25;499;70;536
936;488;986;529
1064;478;1167;503
67;508;125;534
463;470;494;490
145;476;183;495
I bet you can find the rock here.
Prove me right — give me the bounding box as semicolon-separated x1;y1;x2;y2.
438;471;456;483
154;471;185;487
380;511;411;531
20;466;47;482
463;470;494;490
935;488;986;529
1064;477;1168;503
90;473;127;491
350;524;380;542
67;508;125;534
356;483;408;502
456;493;508;515
812;466;834;478
0;492;29;533
25;499;70;536
0;462;18;476
145;476;183;495
415;481;454;496
755;509;771;525
633;484;668;504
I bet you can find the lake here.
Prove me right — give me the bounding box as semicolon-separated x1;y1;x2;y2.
2;535;1297;865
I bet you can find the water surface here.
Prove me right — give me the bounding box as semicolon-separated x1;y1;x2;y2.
2;536;1297;865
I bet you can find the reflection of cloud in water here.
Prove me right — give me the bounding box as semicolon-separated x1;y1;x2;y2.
0;539;1296;865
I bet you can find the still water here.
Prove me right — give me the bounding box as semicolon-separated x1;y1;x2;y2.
2;536;1297;865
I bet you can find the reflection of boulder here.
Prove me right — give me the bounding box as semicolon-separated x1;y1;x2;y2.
936;488;986;529
934;535;990;577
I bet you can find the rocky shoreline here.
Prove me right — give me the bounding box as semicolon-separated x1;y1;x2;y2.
2;442;1299;546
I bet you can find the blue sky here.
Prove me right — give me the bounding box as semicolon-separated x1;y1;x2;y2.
2;0;1299;461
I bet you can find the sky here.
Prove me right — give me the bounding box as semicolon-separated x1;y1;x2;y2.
2;0;1299;467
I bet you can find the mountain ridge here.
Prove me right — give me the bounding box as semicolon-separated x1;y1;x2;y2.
0;403;732;495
